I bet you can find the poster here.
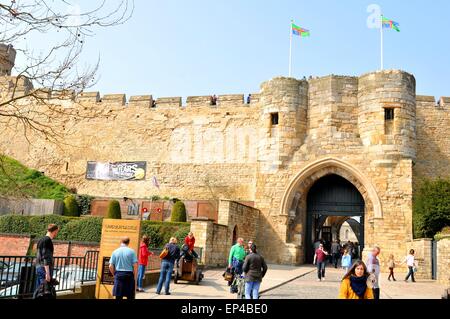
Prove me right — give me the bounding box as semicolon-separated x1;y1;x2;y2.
95;219;141;299
86;161;147;181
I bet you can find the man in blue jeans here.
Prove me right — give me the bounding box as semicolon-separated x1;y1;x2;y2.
313;243;329;281
34;224;59;296
156;237;180;295
242;244;267;299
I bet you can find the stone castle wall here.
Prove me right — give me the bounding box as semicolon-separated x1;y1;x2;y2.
414;97;450;186
1;68;449;266
437;237;450;285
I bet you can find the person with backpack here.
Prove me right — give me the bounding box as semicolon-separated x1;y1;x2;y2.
156;237;180;295
242;243;268;299
34;224;59;299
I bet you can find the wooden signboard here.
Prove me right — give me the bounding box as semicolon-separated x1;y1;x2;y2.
95;219;141;299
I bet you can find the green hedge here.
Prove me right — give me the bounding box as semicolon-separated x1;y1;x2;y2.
141;220;190;248
0;215;189;246
58;217;103;242
0;215;32;234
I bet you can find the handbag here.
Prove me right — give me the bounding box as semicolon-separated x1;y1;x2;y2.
366;274;377;289
223;268;234;282
159;246;169;259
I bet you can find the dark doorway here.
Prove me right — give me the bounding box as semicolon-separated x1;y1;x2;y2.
305;174;365;263
232;225;238;245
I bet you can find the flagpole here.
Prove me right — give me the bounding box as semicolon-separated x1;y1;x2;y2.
289;19;293;77
380;14;384;70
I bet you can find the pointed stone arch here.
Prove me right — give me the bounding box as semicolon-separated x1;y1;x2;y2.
281;157;382;219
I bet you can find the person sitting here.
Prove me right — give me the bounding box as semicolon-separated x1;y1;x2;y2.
184;232;198;259
180;244;194;263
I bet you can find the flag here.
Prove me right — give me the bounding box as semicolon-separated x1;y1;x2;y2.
292;22;310;37
382;16;400;32
152;176;160;189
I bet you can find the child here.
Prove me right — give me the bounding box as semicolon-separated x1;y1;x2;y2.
387;254;396;281
341;249;352;274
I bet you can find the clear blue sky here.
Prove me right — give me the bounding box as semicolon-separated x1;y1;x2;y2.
76;1;450;99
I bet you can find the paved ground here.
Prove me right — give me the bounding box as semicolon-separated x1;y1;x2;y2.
137;265;446;299
137;265;315;299
263;267;446;299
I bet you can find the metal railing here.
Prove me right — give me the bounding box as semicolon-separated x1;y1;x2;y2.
0;250;99;299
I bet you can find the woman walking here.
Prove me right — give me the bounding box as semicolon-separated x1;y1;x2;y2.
338;261;374;299
137;235;153;292
341;249;352;274
402;249;416;283
156;237;180;295
387;254;397;281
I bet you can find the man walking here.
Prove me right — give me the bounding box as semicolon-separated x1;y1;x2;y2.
366;246;381;299
34;224;59;298
242;244;268;299
313;243;329;281
331;240;341;268
156;237;180;295
228;238;246;275
109;237;138;300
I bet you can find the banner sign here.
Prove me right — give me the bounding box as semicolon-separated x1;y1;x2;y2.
86;161;147;181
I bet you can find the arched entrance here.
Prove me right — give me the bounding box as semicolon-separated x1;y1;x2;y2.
281;158;381;264
305;175;365;263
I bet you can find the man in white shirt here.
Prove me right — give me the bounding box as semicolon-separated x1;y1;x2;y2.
366;246;381;299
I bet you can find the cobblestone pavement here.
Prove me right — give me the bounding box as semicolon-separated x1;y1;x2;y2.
262;267;446;299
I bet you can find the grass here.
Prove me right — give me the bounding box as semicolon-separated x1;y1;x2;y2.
0;155;70;200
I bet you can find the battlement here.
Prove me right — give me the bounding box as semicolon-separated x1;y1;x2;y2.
0;70;448;117
0;44;16;76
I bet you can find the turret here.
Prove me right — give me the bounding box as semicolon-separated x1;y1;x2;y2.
0;44;16;76
358;70;416;159
258;77;308;171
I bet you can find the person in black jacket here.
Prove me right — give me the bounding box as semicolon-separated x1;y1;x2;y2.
242;244;267;299
34;224;59;297
156;237;180;295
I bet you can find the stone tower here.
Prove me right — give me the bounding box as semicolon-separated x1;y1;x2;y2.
257;77;308;172
0;44;16;76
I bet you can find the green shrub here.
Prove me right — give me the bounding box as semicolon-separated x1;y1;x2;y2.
140;223;163;248
171;201;187;222
76;195;95;215
28;215;72;238
0;215;31;234
173;226;191;246
141;220;190;248
63;195;80;217
107;200;121;219
58;217;103;242
413;178;450;238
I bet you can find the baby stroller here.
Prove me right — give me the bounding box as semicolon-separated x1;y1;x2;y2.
230;274;246;299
